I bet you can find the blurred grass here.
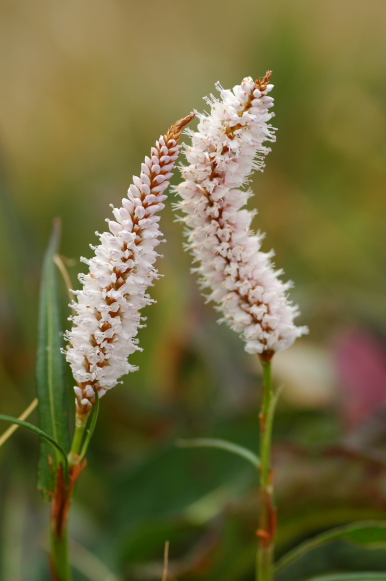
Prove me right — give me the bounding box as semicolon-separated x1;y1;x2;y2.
0;0;384;579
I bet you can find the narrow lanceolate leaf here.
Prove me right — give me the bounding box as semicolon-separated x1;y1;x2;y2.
275;521;386;574
177;438;260;469
36;219;70;500
0;415;69;477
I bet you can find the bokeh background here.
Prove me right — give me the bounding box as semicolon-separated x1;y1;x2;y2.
0;1;384;580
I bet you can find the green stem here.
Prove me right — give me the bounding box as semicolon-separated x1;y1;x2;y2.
50;414;89;581
257;360;277;581
50;514;72;581
68;417;88;466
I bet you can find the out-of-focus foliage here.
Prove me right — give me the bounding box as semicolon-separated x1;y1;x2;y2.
0;0;384;580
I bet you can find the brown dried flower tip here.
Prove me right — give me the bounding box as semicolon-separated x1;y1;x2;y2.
256;70;273;92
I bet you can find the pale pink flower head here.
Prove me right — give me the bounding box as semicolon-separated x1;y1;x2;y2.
175;73;307;361
65;114;195;418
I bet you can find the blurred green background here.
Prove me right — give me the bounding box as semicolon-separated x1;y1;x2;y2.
0;0;384;580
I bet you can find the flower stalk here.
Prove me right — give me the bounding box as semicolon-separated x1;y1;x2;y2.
50;506;72;581
50;466;72;581
175;74;307;580
68;418;87;465
257;359;277;581
173;73;310;581
50;414;89;580
50;113;194;580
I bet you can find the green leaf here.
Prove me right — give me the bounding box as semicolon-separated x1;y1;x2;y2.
0;414;69;476
275;521;386;574
36;219;70;499
176;438;260;469
304;574;386;581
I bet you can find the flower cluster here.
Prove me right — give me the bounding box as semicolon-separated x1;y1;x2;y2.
175;73;307;359
65;113;194;417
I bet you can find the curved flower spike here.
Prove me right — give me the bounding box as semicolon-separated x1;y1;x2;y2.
174;73;307;360
65;113;195;419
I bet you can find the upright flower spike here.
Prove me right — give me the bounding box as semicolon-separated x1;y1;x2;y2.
175;73;307;360
65;113;195;419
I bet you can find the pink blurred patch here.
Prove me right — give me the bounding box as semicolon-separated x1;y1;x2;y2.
334;329;386;428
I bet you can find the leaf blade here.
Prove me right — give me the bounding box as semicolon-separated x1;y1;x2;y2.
176;438;260;469
36;220;70;499
275;521;386;574
0;414;69;475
